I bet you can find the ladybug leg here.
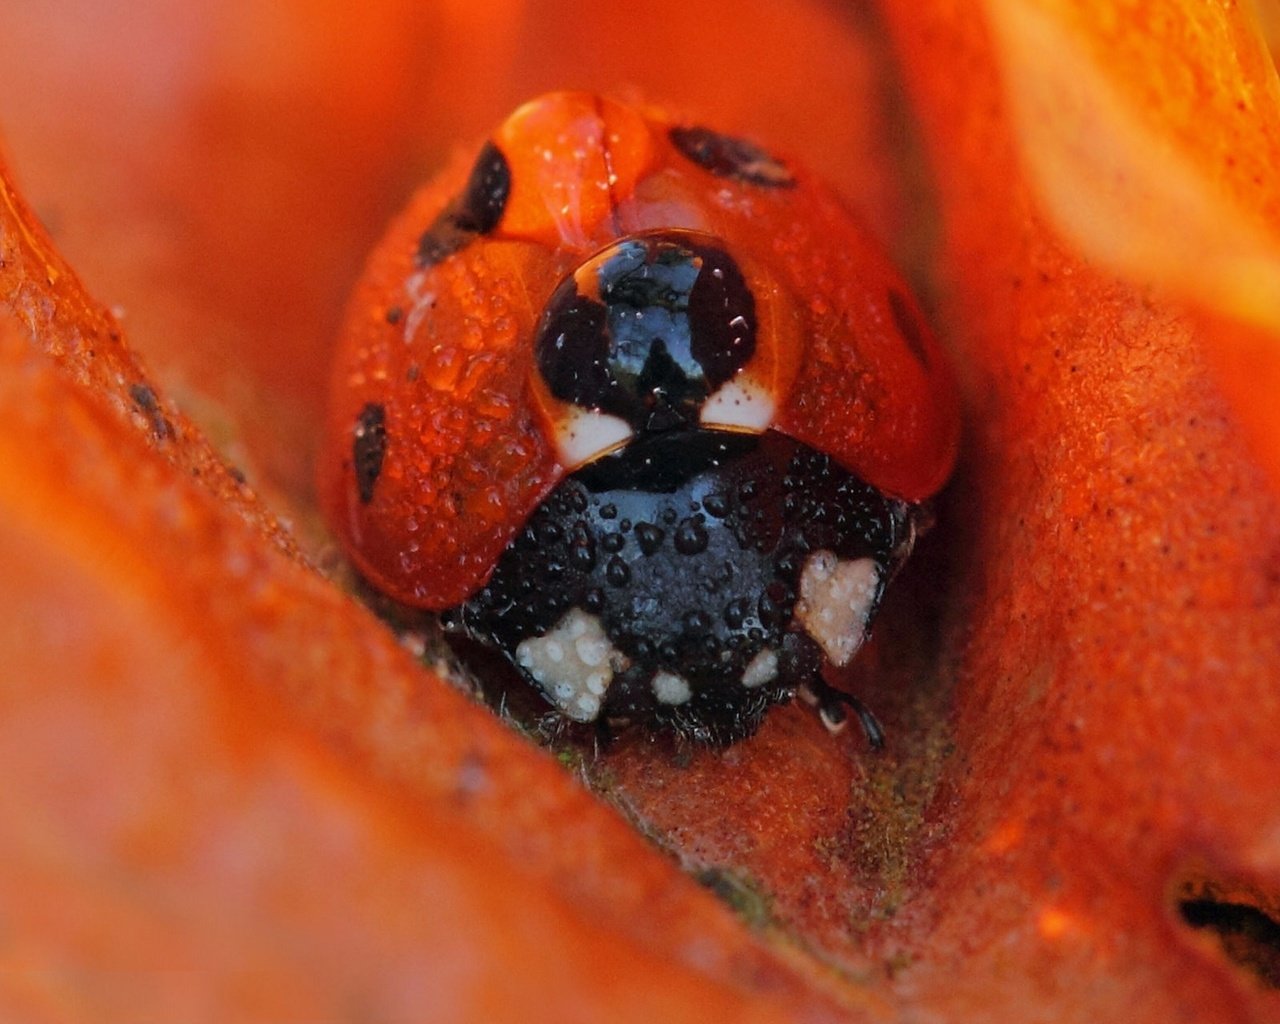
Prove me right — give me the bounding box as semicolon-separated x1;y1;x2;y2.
592;715;618;754
798;676;885;750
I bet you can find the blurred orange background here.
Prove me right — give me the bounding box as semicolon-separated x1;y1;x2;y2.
0;2;1278;1021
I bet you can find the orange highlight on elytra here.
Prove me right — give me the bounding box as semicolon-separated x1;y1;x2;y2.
495;92;656;251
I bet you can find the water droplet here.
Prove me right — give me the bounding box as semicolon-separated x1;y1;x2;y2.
723;598;748;630
606;556;631;587
635;523;665;555
703;493;730;518
569;535;596;571
674;518;710;556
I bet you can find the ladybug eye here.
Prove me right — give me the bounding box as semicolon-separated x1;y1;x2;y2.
534;230;758;448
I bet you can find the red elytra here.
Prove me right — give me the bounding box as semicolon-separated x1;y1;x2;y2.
318;92;959;610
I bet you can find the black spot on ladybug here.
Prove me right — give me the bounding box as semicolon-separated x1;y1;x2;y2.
535;232;757;432
448;428;916;745
385;306;403;325
887;288;931;368
128;382;175;441
353;402;387;504
417;217;468;268
669;125;796;188
416;141;512;266
454;141;511;233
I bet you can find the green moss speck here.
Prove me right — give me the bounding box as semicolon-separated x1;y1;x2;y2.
693;867;773;929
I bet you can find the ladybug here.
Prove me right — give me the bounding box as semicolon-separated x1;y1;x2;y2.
319;93;958;747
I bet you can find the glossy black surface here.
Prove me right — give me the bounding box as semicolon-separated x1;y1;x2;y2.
451;428;915;744
669;125;795;188
534;232;756;433
416;141;512;266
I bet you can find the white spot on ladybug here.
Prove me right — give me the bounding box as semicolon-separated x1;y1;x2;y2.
794;551;882;667
651;670;692;705
699;372;775;432
553;406;634;468
515;608;627;721
575;632;610;668
741;647;779;688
